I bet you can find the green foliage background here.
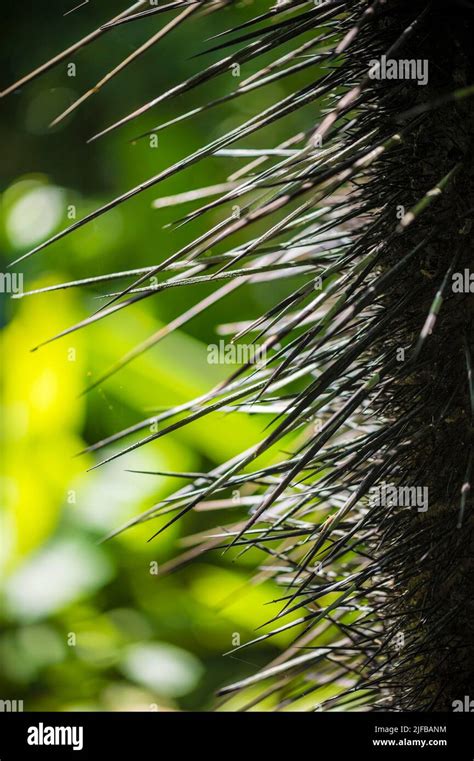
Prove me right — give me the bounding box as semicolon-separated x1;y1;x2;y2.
1;0;323;710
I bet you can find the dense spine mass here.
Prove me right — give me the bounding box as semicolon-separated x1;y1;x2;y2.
364;2;474;710
7;0;474;709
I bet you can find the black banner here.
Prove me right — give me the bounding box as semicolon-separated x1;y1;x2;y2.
0;711;473;759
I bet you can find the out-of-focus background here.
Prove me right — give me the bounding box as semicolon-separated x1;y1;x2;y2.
1;0;324;710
